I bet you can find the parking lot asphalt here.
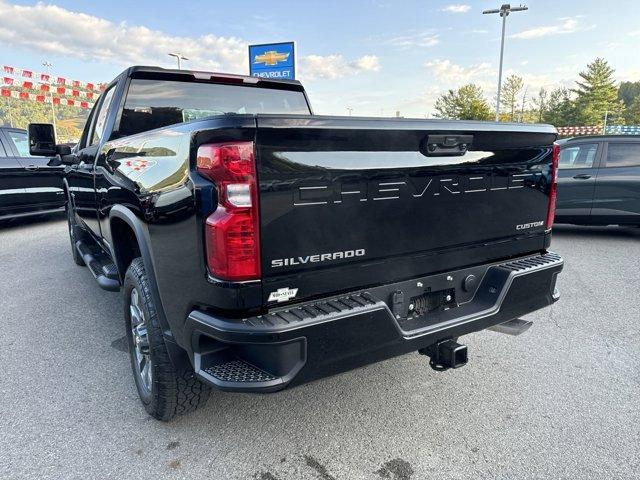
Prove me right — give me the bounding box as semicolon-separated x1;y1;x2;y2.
0;215;638;480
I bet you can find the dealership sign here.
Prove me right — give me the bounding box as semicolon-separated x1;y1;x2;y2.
249;42;296;80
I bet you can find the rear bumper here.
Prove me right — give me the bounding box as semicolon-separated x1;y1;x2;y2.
184;252;563;392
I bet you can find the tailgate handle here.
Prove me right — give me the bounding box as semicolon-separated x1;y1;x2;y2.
423;134;473;157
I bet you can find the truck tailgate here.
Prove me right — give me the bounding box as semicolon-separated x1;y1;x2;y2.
255;115;557;304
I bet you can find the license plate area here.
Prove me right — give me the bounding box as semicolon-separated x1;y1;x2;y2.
408;288;457;318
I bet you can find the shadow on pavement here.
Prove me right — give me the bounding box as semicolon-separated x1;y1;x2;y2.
0;211;66;231
552;224;640;240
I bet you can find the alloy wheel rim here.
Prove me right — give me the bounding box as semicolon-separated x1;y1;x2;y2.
130;288;152;393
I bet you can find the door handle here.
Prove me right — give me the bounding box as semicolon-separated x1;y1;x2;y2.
25;165;39;171
573;174;591;179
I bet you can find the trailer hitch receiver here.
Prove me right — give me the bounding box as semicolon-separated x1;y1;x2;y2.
420;339;468;371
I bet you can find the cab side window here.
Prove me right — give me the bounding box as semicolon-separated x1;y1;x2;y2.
558;143;597;169
90;86;116;146
605;143;640;168
6;130;32;157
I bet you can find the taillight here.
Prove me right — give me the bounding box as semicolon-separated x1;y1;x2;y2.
546;142;560;230
197;142;260;281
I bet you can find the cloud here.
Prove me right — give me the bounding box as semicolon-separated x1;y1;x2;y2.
440;4;471;13
629;30;640;37
299;54;380;80
397;85;443;118
512;17;594;39
0;0;378;81
424;59;569;101
385;32;440;48
503;69;564;92
0;1;247;72
425;59;493;86
618;67;640;82
352;55;381;72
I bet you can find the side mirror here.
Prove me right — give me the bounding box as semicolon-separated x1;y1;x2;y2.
57;144;72;155
28;123;57;156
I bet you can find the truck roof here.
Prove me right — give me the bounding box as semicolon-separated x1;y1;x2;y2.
117;65;304;91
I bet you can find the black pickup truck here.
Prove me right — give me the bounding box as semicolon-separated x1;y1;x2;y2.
0;127;65;220
29;66;563;421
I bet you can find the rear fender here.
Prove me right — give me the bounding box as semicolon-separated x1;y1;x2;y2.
109;205;191;371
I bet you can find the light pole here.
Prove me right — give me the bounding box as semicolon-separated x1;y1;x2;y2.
3;92;13;127
483;4;528;121
42;61;57;134
168;53;189;69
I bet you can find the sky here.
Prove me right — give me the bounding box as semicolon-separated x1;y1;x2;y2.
1;0;639;117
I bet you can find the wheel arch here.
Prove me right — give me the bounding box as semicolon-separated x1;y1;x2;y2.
109;205;191;371
62;177;71;206
109;205;161;299
110;216;141;282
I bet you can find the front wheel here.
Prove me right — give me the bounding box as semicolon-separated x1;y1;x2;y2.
124;258;210;421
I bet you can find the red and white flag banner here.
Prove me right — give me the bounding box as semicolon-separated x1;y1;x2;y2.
2;65;105;91
556;126;603;136
1;87;94;109
2;77;97;99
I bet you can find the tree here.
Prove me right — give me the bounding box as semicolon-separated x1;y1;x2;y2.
542;87;576;127
500;74;524;121
531;87;549;123
624;97;640;125
618;81;640;108
433;83;492;121
572;58;624;125
618;81;640;124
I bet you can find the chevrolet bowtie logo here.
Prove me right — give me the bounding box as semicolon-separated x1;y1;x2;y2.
254;50;290;66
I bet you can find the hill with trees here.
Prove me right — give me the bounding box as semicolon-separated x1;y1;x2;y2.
0;94;89;143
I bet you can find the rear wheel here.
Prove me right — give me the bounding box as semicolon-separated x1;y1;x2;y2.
66;203;85;266
124;258;211;421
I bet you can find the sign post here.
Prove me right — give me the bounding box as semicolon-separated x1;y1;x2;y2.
248;42;296;80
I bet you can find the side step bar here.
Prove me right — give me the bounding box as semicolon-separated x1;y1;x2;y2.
75;241;120;292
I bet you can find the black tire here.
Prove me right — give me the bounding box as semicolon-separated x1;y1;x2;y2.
124;258;210;421
66;203;85;266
